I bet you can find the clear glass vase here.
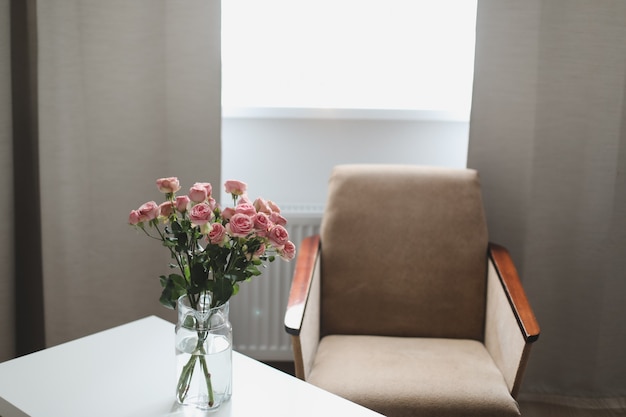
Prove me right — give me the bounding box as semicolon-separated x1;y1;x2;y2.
175;294;232;410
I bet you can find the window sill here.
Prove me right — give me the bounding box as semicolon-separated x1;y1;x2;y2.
222;107;470;122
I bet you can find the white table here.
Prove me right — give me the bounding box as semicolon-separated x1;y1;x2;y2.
0;316;384;417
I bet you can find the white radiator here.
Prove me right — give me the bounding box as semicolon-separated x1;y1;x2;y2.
230;210;322;361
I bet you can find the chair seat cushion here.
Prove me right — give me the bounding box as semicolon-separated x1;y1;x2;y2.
307;335;520;417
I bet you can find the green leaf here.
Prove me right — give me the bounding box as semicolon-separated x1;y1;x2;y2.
172;221;183;233
170;273;187;290
162;239;176;249
210;281;234;307
228;269;247;282
175;234;188;252
182;314;196;329
159;273;187;309
187;286;203;295
159;286;177;309
246;264;262;276
190;263;208;289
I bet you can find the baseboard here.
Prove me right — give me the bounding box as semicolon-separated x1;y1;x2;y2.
519;392;626;410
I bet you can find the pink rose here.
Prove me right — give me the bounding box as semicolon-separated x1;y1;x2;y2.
156;177;181;194
196;182;212;197
267;200;281;213
189;203;214;225
221;207;235;220
175;195;190;213
235;203;257;216
253;212;271;236
224;179;247;196
189;183;208;203
128;210;141;225
253;197;272;214
136;201;159;222
208;197;218;211
268;224;289;248
208;223;227;245
269;212;287;227
226;213;254;237
238;195;252;205
279;240;296;261
159;201;175;218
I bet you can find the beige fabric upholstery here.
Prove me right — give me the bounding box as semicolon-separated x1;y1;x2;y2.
295;252;322;380
485;258;528;394
320;164;488;339
308;335;521;417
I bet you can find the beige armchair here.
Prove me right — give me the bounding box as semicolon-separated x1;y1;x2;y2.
284;165;539;417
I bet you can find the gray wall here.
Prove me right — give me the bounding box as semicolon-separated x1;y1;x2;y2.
222;112;469;208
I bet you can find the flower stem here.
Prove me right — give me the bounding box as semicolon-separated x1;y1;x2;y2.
152;222;188;284
176;355;196;402
176;323;215;408
199;354;215;407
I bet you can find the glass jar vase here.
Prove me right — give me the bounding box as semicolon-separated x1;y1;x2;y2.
175;294;232;410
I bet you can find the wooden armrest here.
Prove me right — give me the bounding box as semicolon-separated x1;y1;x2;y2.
284;235;321;336
489;243;540;343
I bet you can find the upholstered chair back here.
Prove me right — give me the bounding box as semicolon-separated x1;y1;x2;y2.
320;165;489;340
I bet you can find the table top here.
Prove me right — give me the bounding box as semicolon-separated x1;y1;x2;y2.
0;316;383;417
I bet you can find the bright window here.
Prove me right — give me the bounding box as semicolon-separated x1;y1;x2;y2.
222;0;477;117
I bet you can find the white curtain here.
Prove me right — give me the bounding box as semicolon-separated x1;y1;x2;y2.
0;0;221;360
38;0;222;347
469;0;626;409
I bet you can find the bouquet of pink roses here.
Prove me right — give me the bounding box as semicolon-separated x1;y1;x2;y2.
129;177;295;409
129;177;296;310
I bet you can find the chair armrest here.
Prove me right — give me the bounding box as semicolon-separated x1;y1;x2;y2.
284;235;321;379
485;242;540;398
489;243;540;343
284;235;320;335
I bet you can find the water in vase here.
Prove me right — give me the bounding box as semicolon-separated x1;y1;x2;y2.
175;333;232;409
